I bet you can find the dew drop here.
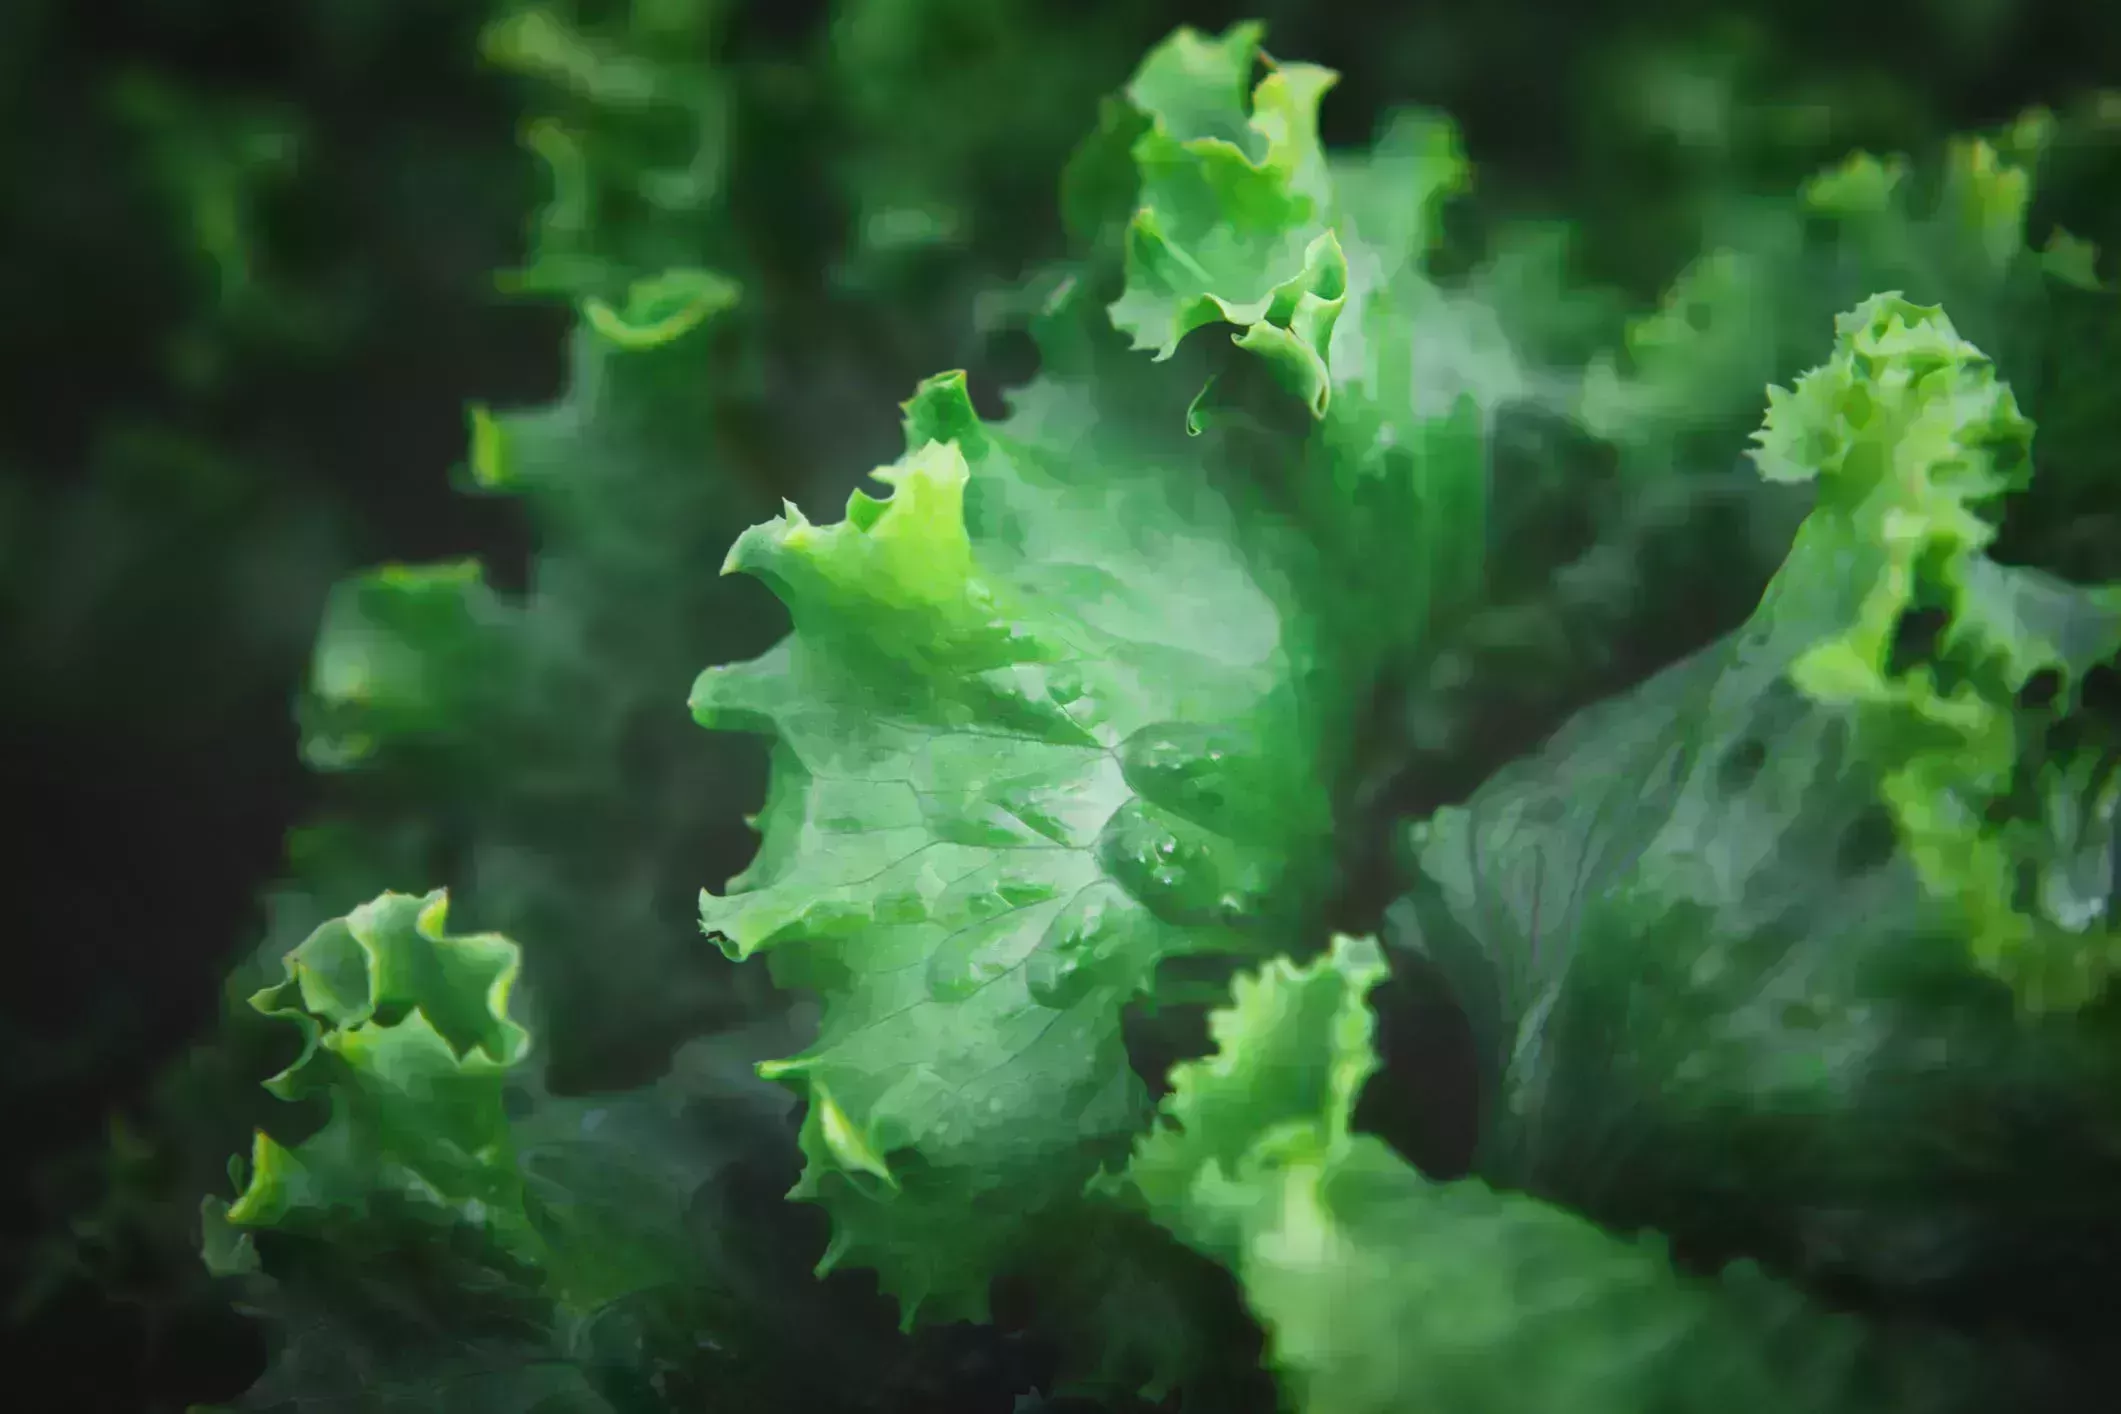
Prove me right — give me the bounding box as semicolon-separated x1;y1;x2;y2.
1096;798;1274;926
1027;883;1145;1009
1118;721;1266;837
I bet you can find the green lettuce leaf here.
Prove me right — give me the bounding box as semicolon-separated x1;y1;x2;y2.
1747;292;2121;1007
688;19;1525;1337
1117;936;2013;1414
208;890;535;1263
204;892;920;1412
692;360;1361;1326
1396;293;2121;1342
196;891;594;1409
1575;118;2046;472
291;253;779;1087
247;3;775;1109
1380;104;2118;870
1105;22;1349;414
1101;24;1500;635
1578;102;2120;544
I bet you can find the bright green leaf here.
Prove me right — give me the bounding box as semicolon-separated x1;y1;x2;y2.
694;361;1368;1326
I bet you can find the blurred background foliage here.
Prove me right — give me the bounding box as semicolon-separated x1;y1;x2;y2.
1;0;2115;1409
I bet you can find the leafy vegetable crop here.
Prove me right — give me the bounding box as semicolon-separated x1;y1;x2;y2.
171;12;2121;1414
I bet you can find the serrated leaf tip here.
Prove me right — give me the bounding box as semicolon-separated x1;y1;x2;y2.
902;369;985;455
717;440;976;624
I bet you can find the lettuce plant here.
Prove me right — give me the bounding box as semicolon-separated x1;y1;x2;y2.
198;17;2121;1414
